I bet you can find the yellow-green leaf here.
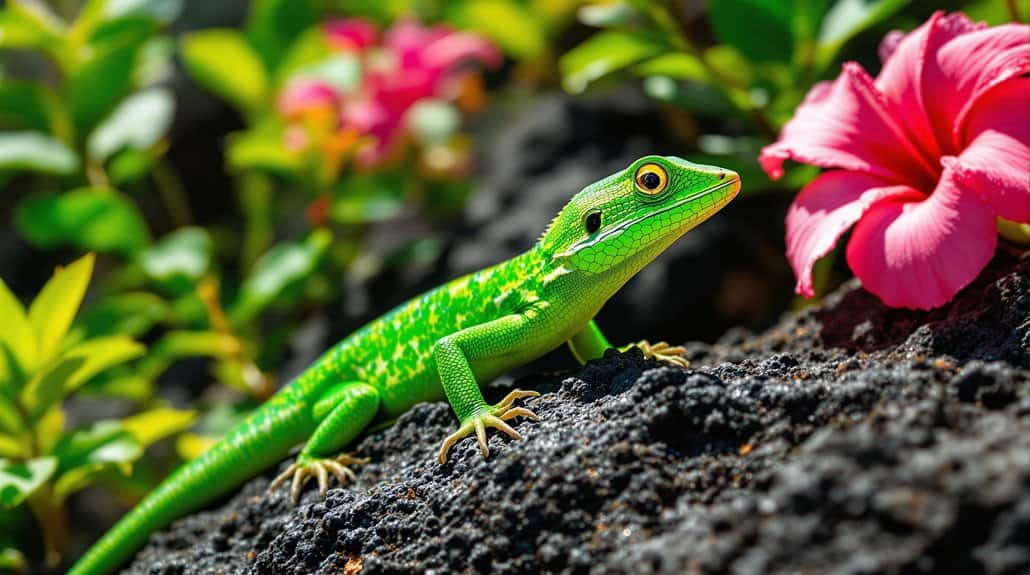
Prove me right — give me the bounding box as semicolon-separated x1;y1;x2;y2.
27;254;95;364
0;456;56;508
176;432;216;461
0;277;35;380
180;29;268;115
0;434;23;458
22;336;144;419
561;30;670;94
122;407;196;447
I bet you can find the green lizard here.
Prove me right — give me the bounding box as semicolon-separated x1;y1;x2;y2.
68;156;740;575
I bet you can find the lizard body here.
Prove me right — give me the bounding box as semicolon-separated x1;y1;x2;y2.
68;156;740;575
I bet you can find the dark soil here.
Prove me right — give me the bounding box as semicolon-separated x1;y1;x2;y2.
121;252;1029;575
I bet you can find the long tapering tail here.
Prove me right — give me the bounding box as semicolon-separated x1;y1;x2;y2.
67;395;310;575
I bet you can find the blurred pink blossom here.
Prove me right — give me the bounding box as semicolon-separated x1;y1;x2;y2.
277;79;340;121
761;11;1030;310
324;18;501;166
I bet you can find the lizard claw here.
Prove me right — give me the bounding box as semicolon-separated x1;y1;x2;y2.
268;453;368;505
627;339;690;368
437;389;540;464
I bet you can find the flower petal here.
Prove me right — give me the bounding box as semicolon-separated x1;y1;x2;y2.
277;79;340;119
846;166;997;310
760;63;936;188
875;11;983;160
424;31;502;73
931;21;1030;151
325;18;378;51
786;171;916;297
952;78;1030;222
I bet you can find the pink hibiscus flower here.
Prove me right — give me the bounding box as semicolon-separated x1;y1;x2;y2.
761;12;1029;310
326;18;501;166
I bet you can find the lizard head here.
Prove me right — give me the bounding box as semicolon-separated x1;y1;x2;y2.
541;155;741;277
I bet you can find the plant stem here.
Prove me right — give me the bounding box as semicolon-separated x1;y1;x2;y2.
152;160;193;227
26;488;65;568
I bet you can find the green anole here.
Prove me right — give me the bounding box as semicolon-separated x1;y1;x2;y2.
69;156;740;575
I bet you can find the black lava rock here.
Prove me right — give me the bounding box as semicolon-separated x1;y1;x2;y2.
121;253;1029;575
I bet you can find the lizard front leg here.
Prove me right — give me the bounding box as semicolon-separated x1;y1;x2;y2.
434;312;543;464
269;382;379;503
568;318;690;367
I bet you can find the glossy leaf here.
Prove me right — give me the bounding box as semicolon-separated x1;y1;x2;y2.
23;335;144;418
139;227;212;287
67;40;139;135
0;457;56;508
449;0;546;59
0;82;60;133
0;131;78;175
51;421;142;502
27;254;94;364
0;2;64;53
180;29;268;114
74;292;170;339
16;188;150;255
226;125;301;175
634;53;707;81
245;0;316;70
231;230;331;323
561;30;669;93
0;278;35;380
103;0;184;23
122;407;195;447
816;0;910;70
709;0;793;64
88;87;175;161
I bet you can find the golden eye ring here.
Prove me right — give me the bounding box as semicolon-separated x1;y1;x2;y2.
634;163;668;195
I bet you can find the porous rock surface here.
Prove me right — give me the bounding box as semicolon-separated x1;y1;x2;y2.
123;253;1029;575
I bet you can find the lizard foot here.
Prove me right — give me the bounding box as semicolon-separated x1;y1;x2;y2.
268;453;369;505
437;390;540;464
626;339;690;368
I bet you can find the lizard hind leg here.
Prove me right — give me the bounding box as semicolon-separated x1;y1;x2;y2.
268;381;379;504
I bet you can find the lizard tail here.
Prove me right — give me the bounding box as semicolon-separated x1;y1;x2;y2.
67;397;309;575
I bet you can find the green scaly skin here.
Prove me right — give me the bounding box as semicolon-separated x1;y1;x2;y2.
68;156;740;575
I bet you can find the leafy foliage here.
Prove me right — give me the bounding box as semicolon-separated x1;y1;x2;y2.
0;255;194;568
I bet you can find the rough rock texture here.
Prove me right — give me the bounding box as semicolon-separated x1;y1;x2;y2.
123;252;1029;575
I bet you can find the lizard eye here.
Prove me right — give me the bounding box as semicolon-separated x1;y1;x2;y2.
634;163;668;196
584;211;602;234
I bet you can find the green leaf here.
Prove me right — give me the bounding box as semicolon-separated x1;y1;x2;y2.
102;0;184;23
815;0;910;70
0;131;78;174
634;52;707;81
51;421;142;502
15;188;150;255
67;38;139;135
710;0;794;64
0;457;56;508
0;547;26;572
231;230;331;324
330;172;407;225
0;81;60;133
0;1;65;53
74;292;169;339
245;0;316;71
179;29;268;114
121;407;195;447
0;278;35;379
448;0;545;59
577;1;640;28
88;87;174;161
0;435;23;458
23;335;144;418
139;227;212;287
27;254;94;364
226;125;301;175
561;30;670;93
